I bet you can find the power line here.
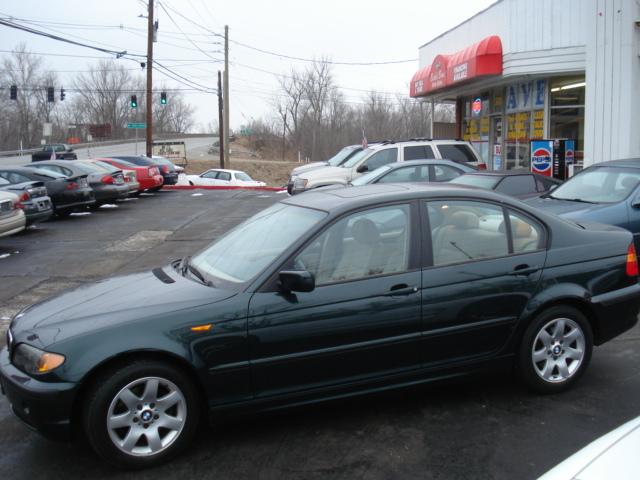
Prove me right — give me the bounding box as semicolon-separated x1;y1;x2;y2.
0;18;143;59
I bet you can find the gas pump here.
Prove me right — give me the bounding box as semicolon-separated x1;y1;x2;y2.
530;139;575;180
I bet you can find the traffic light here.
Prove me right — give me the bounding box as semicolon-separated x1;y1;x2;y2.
60;87;66;101
47;87;54;103
160;91;167;105
10;85;17;100
130;95;138;108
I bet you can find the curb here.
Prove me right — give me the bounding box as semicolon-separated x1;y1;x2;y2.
163;184;286;192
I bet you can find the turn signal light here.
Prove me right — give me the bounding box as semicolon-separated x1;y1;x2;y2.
626;243;638;277
37;352;66;373
190;324;212;332
19;191;30;202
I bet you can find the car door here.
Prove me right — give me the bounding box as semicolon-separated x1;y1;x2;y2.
247;203;423;397
198;171;220;186
420;199;547;365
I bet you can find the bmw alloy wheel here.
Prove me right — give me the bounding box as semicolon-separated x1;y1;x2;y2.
531;318;586;383
106;376;187;457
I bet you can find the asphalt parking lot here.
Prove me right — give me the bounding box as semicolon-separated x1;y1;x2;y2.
1;189;639;480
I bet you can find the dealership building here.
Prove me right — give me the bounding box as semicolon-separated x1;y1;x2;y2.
410;0;640;171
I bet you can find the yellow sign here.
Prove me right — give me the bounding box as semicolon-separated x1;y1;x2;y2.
506;114;517;141
515;112;530;140
532;110;544;139
480;117;490;137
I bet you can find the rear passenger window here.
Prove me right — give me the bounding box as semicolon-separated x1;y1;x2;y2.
377;166;428;184
496;175;537;195
218;172;231;181
432;165;462;182
364;148;398;170
404;145;435;160
508;211;544;253
427;201;508;266
436;144;477;163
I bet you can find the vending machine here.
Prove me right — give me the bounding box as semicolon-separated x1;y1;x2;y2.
530;139;575;180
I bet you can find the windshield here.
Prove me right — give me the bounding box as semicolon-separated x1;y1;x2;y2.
108;158;136;167
342;148;372;168
33;170;66;179
551;167;640;203
234;172;252;181
451;174;500;189
191;203;326;287
327;147;358;167
74;162;103;174
351;165;392;186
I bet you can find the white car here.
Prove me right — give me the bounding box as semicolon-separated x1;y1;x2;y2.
185;169;266;187
538;416;640;480
0;190;26;238
289;139;483;194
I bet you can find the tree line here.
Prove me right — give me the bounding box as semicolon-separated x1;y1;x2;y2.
244;59;454;162
0;44;195;151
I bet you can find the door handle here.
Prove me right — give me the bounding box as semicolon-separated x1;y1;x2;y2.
507;264;540;276
385;284;419;296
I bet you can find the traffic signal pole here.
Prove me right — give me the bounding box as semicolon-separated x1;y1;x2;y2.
145;0;154;157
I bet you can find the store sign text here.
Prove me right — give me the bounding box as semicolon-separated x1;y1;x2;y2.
453;63;468;82
506;80;546;112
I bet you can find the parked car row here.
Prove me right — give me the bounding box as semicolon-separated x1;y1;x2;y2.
0;155;181;236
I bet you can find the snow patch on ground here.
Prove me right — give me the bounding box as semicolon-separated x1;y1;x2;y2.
122;197;138;201
276;190;289;194
70;212;92;216
139;193;155;197
100;204;119;209
0;253;10;259
191;193;204;197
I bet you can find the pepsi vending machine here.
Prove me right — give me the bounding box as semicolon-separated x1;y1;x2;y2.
530;139;575;180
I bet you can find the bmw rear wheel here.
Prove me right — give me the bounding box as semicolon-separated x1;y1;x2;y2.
519;306;593;393
83;359;201;469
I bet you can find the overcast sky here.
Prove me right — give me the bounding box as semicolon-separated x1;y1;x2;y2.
0;0;495;130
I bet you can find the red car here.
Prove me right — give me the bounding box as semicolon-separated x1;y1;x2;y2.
97;157;163;192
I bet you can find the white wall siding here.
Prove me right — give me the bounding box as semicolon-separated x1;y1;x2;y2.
418;0;588;77
584;0;640;165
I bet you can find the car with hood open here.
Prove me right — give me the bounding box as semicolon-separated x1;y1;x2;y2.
2;183;640;469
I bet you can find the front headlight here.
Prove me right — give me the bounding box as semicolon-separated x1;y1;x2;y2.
293;177;308;189
12;343;65;375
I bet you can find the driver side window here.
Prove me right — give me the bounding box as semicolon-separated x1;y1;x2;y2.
294;205;411;285
218;172;231;181
202;171;219;179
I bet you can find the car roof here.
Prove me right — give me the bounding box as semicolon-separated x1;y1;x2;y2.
364;138;470;151
0;166;41;174
206;168;244;174
383;159;476;170
284;183;519;214
462;169;533;177
595;158;640;168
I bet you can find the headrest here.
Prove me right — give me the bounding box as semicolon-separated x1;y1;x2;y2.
450;211;479;229
512;218;533;238
352;218;380;245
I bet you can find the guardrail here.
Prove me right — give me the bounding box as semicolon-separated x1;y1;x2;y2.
0;134;217;158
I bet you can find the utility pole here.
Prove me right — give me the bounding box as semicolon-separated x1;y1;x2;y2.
145;0;154;157
223;25;230;168
217;70;225;169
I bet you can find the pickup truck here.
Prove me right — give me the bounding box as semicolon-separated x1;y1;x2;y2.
32;144;78;162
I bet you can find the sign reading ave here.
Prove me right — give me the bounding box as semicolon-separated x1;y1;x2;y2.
126;122;146;129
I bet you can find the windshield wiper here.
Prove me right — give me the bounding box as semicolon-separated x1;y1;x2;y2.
178;256;213;286
561;197;596;204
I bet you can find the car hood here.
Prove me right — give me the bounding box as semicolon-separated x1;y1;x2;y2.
10;268;236;348
524;196;620;220
291;162;327;176
300;165;350;181
538;416;640;480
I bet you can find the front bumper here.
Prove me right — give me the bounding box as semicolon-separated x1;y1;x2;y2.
0;347;78;440
162;173;179;185
591;283;640;345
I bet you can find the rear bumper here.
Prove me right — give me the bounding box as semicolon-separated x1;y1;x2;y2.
24;208;53;225
93;184;130;202
0;211;26;237
0;347;77;441
162;173;179;185
591;283;640;345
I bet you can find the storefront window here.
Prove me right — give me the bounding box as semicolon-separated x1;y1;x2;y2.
504;79;546;170
550;76;585;162
462;91;491;167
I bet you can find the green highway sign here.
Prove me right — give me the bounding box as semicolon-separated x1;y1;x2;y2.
126;122;146;129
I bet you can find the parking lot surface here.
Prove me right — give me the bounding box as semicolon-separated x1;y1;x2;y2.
1;189;639;480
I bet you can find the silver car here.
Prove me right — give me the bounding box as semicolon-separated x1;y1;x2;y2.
0;190;26;238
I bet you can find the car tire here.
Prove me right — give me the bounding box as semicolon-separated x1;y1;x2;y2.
82;359;202;469
518;305;593;394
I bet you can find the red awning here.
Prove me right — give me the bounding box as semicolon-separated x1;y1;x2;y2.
410;35;503;97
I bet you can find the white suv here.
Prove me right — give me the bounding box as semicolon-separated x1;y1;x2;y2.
289;139;483;194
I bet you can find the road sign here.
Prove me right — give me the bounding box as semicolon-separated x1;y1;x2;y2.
126;122;146;129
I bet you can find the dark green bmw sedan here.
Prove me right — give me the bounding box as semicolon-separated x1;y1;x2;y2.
2;183;640;468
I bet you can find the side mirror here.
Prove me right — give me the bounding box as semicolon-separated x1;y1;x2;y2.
356;164;368;173
279;270;315;293
632;198;640;209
